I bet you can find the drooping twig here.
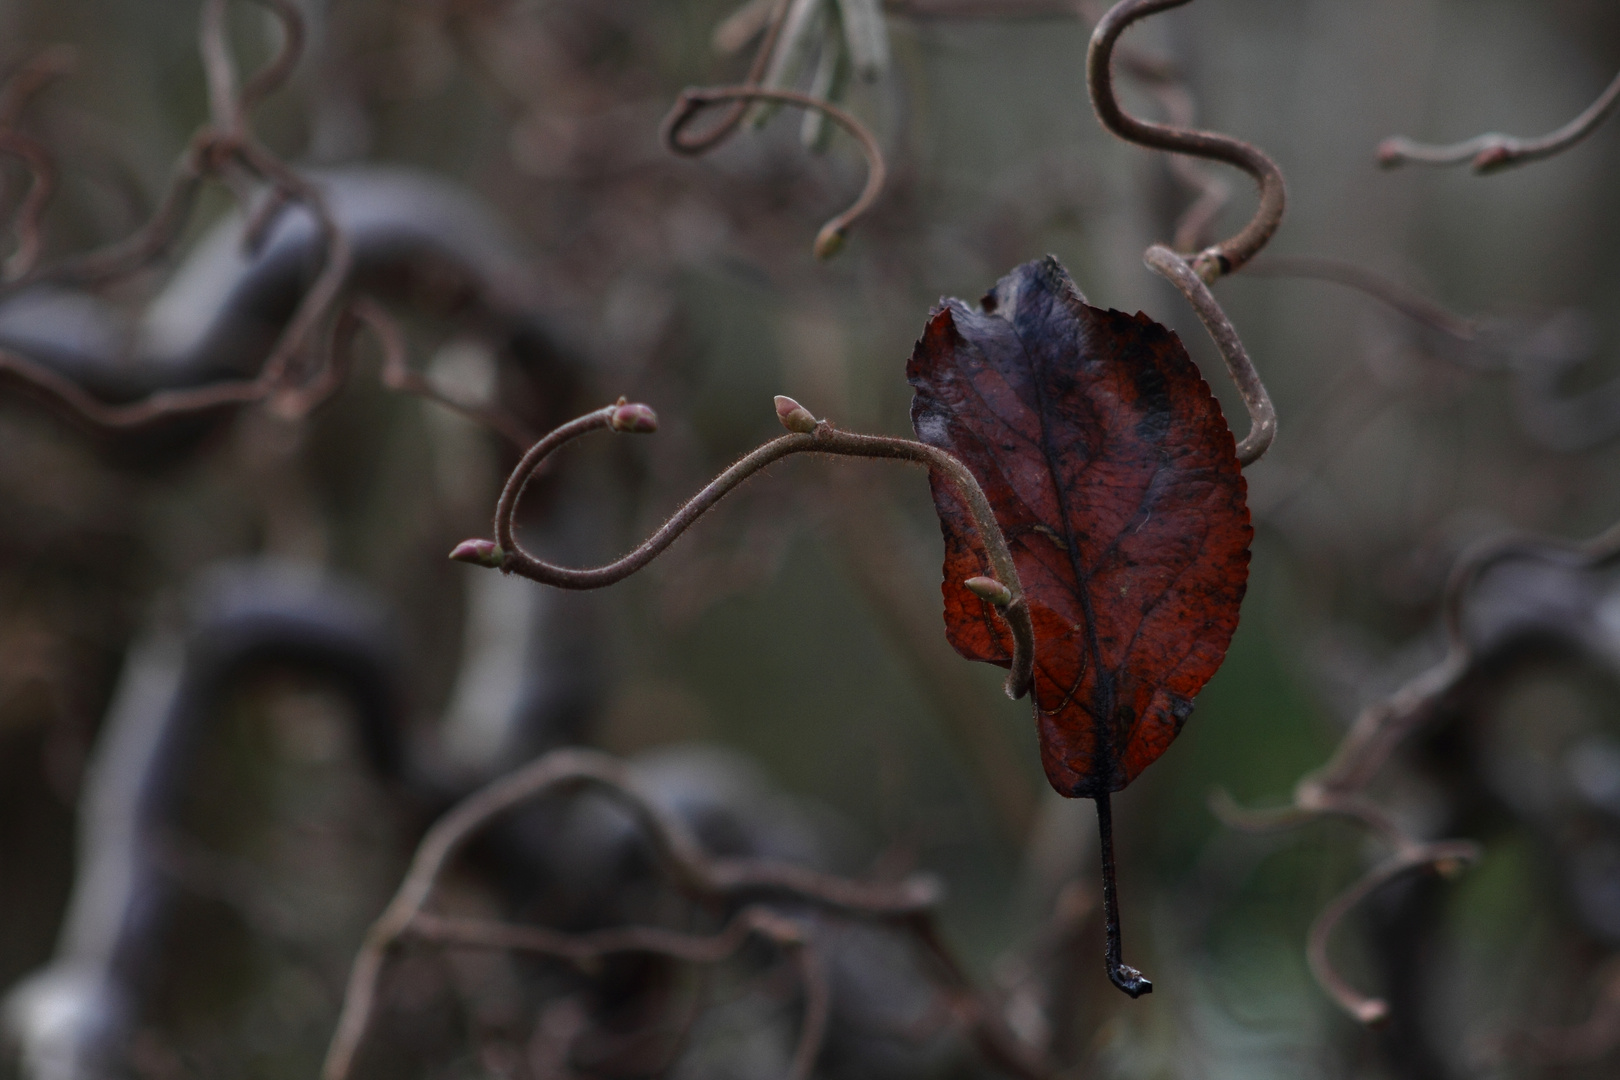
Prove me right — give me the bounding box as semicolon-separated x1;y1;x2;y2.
662;86;887;258
1304;841;1477;1025
1378;68;1620;174
1143;244;1275;464
1216;519;1620;1021
454;396;1035;699
1087;0;1286;281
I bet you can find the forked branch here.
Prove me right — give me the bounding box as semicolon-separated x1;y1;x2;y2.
1216;519;1620;1022
454;396;1034;699
323;747;1058;1080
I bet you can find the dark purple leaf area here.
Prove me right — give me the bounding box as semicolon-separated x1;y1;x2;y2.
908;256;1251;798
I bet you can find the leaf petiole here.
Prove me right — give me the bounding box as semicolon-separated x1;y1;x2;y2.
1096;792;1152;997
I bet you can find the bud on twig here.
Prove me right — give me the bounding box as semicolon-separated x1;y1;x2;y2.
449;539;505;568
774;395;818;434
964;575;1012;607
609;401;659;433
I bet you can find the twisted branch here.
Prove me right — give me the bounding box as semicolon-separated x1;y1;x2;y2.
454;396;1035;700
662;86;887;258
1087;0;1286;281
1379;68;1620;174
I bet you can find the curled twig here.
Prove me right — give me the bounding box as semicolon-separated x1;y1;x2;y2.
1088;0;1286;281
454;396;1034;699
1305;840;1480;1025
1143;244;1275;464
662;86;887;258
1378;68;1620;174
201;0;306;135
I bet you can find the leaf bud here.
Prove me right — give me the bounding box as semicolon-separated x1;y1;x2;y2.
964;575;1012;607
609;402;659;433
813;226;846;260
773;395;818;434
449;539;505;568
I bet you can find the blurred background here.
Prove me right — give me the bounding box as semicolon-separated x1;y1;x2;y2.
1;1;1619;1078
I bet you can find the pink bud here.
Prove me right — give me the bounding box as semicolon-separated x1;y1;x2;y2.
450;539;505;568
609;402;659;433
1471;143;1512;173
773;395;818;434
963;576;1013;606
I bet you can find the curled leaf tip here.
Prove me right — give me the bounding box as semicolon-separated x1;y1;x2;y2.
450;539;505;568
963;575;1013;607
608;402;659;433
813;226;846;260
773;395;818;434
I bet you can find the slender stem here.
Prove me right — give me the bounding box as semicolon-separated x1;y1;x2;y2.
1095;792;1151;997
1144;245;1275;465
1378;67;1620;174
479;400;1035;699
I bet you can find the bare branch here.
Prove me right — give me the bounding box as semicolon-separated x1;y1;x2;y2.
662;86;887;258
1378;68;1620;174
1088;0;1286;280
457;397;1035;700
322;747;944;1080
1305;841;1478;1025
1217;518;1620;1022
1143;245;1275;463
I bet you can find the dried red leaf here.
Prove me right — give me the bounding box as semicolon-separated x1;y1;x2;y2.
909;256;1251;798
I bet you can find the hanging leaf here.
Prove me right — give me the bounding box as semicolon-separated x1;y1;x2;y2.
908;256;1251;800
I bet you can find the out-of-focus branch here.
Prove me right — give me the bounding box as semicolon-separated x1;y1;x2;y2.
1087;0;1286;281
662;86;887;258
324;747;1059;1080
0;131;55;281
1217;519;1620;1022
1244;255;1478;342
454;396;1035;700
1378;68;1620;174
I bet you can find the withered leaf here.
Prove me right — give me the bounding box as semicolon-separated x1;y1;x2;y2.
908;256;1251;799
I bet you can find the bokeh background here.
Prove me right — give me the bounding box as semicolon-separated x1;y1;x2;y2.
2;1;1619;1078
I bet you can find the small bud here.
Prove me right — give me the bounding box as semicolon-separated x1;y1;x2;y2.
1355;1000;1390;1027
1471;143;1512;174
1433;856;1467;880
964;576;1013;606
1374;139;1404;168
608;402;658;433
813;226;846;260
774;395;818;434
450;539;505;568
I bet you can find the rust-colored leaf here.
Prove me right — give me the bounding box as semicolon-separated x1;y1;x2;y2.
908;256;1251;799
